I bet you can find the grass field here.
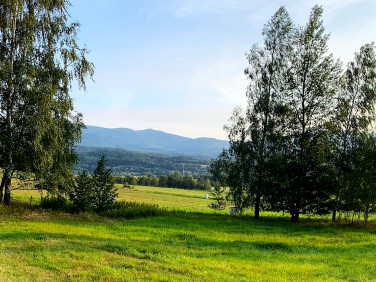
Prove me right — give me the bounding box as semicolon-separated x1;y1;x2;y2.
0;185;375;281
12;185;214;212
118;185;217;212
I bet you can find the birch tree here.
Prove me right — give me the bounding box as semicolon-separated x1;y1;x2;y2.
211;7;293;219
0;0;94;204
279;5;342;221
332;43;376;221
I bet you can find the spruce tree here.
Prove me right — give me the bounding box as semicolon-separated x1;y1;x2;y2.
208;183;227;211
70;170;93;212
92;156;118;212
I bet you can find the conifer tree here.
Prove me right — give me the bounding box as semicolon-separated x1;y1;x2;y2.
208;183;227;211
92;156;118;212
70;170;93;212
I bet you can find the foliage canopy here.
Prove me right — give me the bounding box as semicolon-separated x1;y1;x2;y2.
0;0;94;204
211;5;376;224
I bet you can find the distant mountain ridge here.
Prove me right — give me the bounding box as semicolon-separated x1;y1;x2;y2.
79;125;228;160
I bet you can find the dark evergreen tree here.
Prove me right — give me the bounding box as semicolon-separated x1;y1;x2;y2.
70;170;93;212
92;156;118;212
208;183;227;211
158;175;168;187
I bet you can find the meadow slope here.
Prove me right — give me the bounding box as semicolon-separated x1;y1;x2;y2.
0;186;374;281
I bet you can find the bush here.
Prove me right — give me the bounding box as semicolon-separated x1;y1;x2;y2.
99;201;167;219
40;196;73;212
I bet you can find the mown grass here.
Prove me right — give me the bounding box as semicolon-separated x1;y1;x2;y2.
1;185;375;281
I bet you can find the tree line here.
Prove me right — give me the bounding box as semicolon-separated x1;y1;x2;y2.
114;172;212;191
211;5;376;225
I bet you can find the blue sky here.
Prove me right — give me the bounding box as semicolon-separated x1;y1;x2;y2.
69;0;376;140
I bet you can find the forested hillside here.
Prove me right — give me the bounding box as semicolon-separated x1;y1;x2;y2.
74;146;210;176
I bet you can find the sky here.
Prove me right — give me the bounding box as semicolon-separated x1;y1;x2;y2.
68;0;376;140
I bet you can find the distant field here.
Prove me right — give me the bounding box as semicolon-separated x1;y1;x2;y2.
117;185;215;212
12;185;215;212
2;185;375;281
12;185;375;220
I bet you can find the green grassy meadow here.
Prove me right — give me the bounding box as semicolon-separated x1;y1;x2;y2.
0;185;375;281
118;185;215;212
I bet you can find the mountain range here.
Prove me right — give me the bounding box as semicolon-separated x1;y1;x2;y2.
79;125;228;160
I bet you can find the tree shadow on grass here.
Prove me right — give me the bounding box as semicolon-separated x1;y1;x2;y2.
119;214;375;240
1;228;376;282
171;232;293;252
0;230;167;266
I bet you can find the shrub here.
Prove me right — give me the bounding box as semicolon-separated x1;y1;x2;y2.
100;201;167;219
40;196;73;212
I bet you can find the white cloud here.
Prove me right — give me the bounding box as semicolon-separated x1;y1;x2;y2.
167;0;373;23
320;0;371;17
192;58;248;106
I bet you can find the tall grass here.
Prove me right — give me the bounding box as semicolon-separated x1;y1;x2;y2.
99;201;168;219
